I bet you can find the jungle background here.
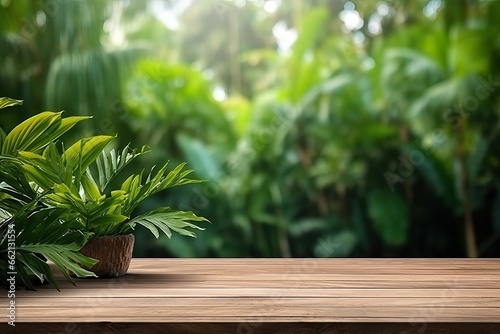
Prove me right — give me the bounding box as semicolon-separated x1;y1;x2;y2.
1;0;500;258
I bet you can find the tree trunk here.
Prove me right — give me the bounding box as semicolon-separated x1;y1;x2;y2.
456;117;478;258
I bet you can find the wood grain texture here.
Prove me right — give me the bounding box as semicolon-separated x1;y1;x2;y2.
5;323;500;334
3;258;500;333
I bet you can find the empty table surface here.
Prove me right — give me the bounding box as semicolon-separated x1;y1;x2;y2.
3;258;500;333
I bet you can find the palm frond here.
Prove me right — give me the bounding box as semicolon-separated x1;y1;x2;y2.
121;162;203;216
62;136;115;173
1;111;90;156
2;112;61;155
0;161;97;290
18;150;70;190
126;207;207;238
0;97;23;109
91;144;150;193
45;47;147;117
0;157;38;207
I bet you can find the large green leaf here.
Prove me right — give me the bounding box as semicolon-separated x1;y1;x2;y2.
19;244;97;282
367;189;409;247
121;162;202;215
0;157;38;206
43;184;88;217
0;97;22;109
80;174;103;202
15;252;58;290
2;112;60;155
87;214;128;236
49;115;92;142
18;150;68;190
0;186;97;289
20;214;95;282
63;135;115;173
90;144;150;193
1;111;90;156
87;190;127;219
127;207;208;239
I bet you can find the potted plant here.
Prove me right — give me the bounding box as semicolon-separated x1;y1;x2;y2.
1;97;208;279
19;130;208;278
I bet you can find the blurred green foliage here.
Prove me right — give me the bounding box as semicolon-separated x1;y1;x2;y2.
1;0;500;257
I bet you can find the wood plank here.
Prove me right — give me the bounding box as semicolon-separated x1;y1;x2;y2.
17;288;500;298
25;279;500;289
131;258;500;265
18;297;500;308
14;312;500;322
2;258;500;327
8;322;500;334
126;267;500;274
73;273;500;281
11;317;499;323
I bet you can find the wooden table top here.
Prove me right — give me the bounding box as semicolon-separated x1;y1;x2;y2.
4;258;500;333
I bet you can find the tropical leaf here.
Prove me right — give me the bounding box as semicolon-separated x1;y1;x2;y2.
86;190;127;218
12;206;96;281
18;150;69;190
0;157;38;206
80;174;103;202
127;207;208;239
43;184;88;218
19;244;97;283
0;97;22;109
62;135;115;173
121;162;202;215
15;252;58;290
2;112;61;155
87;214;128;236
46;47;145;118
0;163;97;289
1;111;90;156
49;116;92;142
91;144;150;193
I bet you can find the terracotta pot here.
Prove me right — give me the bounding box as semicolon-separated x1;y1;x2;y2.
78;234;134;278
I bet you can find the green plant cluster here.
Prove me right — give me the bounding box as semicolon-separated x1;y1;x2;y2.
0;98;207;289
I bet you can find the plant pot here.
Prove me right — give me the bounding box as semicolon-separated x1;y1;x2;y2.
78;234;135;278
